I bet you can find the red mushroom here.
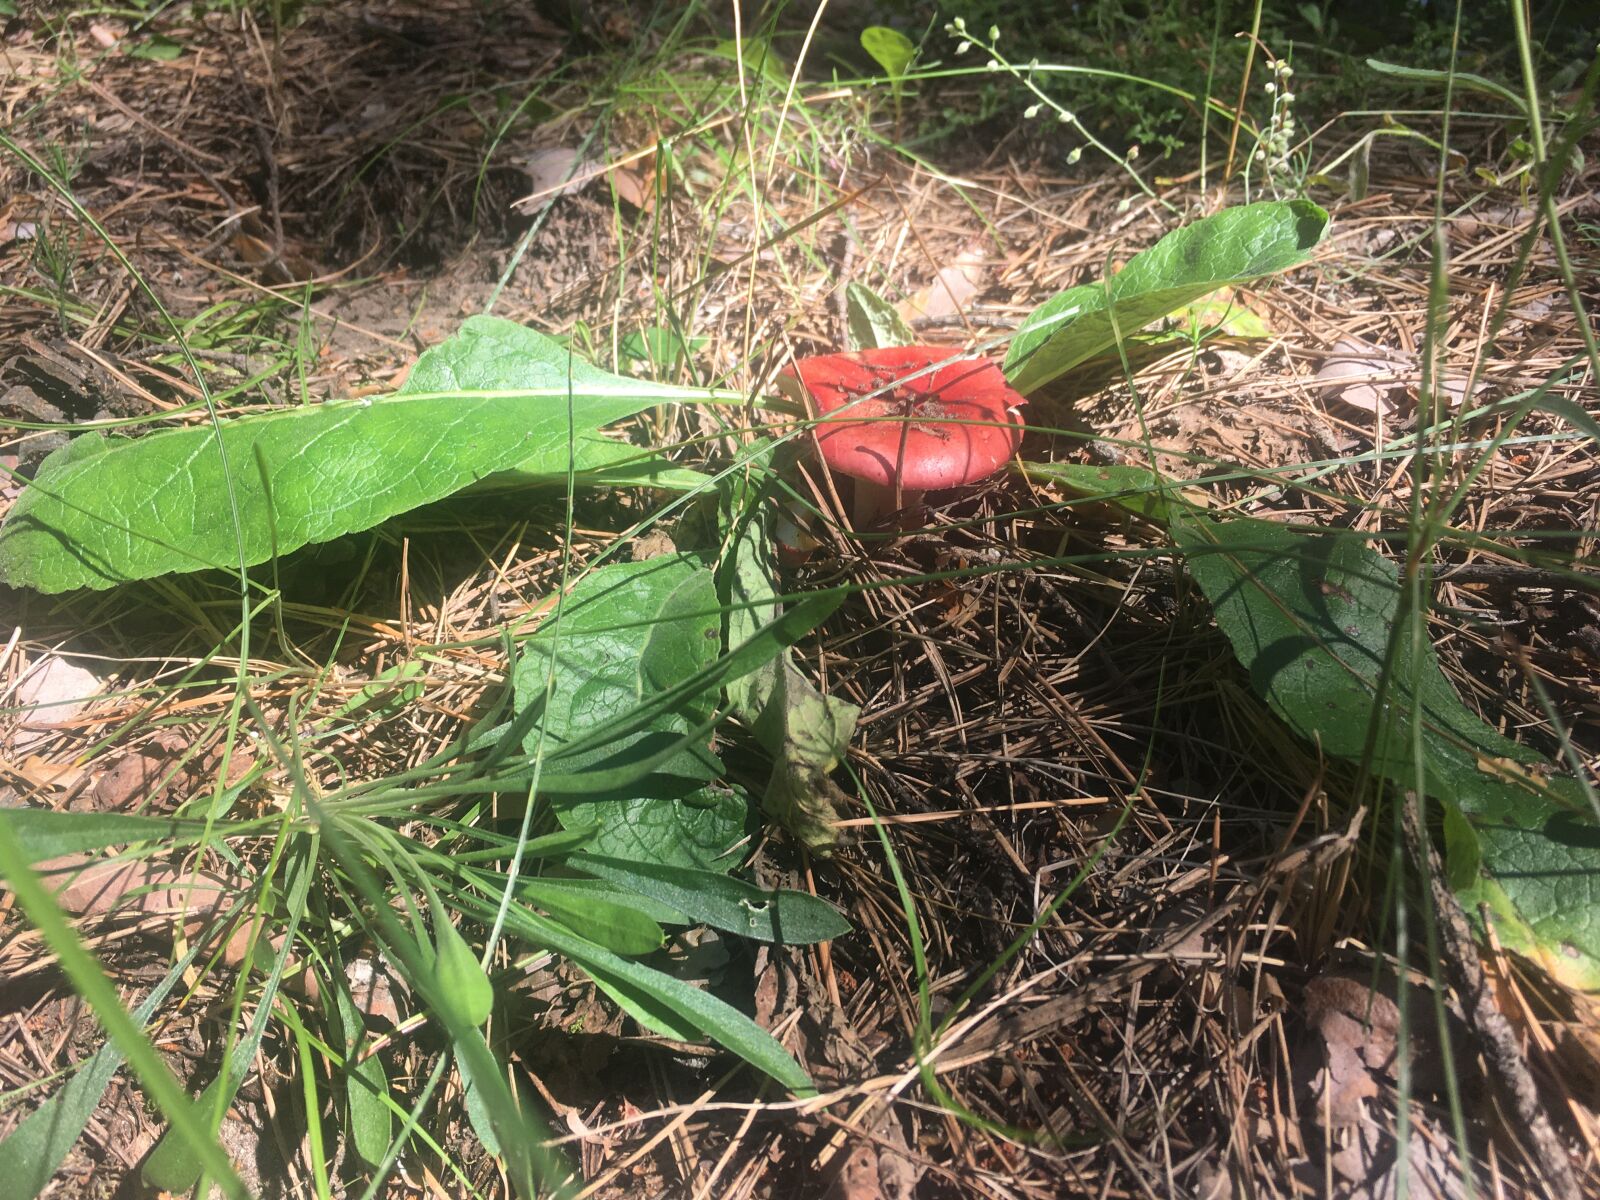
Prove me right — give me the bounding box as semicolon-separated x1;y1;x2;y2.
778;346;1026;530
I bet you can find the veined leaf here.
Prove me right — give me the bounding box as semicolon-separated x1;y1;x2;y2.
1003;200;1327;395
514;554;746;871
720;463;859;851
1172;513;1600;990
0;809;214;863
1048;465;1600;991
0;956;190;1198
329;959;391;1171
845;281;916;351
0;316;726;593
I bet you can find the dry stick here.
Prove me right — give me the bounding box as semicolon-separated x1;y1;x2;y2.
1401;792;1579;1200
228;49;284;263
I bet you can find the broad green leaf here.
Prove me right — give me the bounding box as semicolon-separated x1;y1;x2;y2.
845;281;916;350
0;316;721;592
570;853;850;944
860;26;915;80
543;789;747;872
620;326;707;371
1003;200;1328;395
1171;512;1600;989
128;35;184;61
0;826;245;1198
515;555;746;870
720;465;859;852
520;877;666;955
710;36;789;85
1170;292;1272;339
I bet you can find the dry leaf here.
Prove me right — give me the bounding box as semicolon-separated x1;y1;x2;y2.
89;22;119;48
1301;973;1401;1127
39;854;234;925
522;147;597;204
12;755;85;791
896;249;986;323
13;653;101;752
1315;338;1405;417
608;151;657;211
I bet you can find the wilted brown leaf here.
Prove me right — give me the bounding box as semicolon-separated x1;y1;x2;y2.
896;249;985;323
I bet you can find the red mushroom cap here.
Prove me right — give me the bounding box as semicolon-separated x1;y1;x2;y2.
780;346;1026;491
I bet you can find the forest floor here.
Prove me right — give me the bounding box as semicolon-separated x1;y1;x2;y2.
2;2;1599;1198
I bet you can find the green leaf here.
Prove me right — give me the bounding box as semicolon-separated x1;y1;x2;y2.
1364;59;1527;113
145;837;315;1194
0;809;208;862
460;895;814;1094
430;895;494;1027
520;877;666;955
128;35;185;61
570;853;850;944
845;281;916;351
710;36;789;85
620;326;707;371
860;26;915;80
515;555;745;870
0;958;189;1198
1018;461;1193;523
518;875;688;926
1171;511;1600;990
0;316;720;592
0;827;247;1198
330;964;391;1170
330;660;426;721
1003;200;1328;395
720;469;859;852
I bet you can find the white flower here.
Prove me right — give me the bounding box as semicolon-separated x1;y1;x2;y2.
1066;146;1082;164
955;40;971;54
1024;104;1041;118
953;16;966;31
989;25;1000;40
1265;81;1276;94
1058;110;1073;123
985;59;999;70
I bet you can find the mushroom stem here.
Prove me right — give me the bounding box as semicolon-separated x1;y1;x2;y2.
852;481;923;531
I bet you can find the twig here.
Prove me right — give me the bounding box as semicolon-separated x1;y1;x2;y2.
1401;792;1579;1200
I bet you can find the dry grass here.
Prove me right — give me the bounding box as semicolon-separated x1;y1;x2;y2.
2;3;1598;1197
